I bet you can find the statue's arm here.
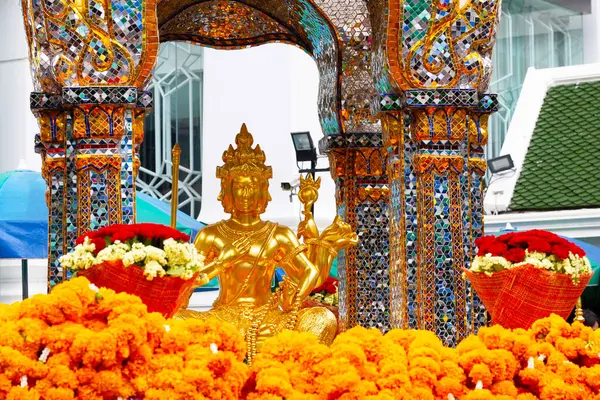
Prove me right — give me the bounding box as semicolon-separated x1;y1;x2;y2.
193;228;222;283
277;227;319;299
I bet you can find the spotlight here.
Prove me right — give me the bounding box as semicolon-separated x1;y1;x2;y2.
291;132;317;163
488;154;514;174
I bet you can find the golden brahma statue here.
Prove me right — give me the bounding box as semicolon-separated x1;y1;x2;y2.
176;124;357;362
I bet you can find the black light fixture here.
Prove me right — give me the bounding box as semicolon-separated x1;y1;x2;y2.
487;154;514;174
290;132;330;215
291;132;317;163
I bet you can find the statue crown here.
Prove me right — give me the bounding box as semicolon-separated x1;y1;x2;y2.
216;124;273;180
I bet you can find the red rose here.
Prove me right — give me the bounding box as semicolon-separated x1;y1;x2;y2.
475;235;499;256
130;223;190;242
475;235;496;248
504;248;526;263
94;224;124;238
531;230;563;245
76;231;101;245
90;237;107;255
527;238;552;254
111;229;137;243
488;242;508;257
508;234;531;248
552;245;570;260
497;232;515;243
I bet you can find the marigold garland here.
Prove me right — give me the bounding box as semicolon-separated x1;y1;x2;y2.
244;315;600;400
6;279;600;399
0;277;248;400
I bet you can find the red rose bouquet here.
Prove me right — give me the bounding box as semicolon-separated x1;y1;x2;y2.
59;223;205;317
465;230;592;329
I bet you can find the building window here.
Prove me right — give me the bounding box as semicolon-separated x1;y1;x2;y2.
138;43;204;218
488;0;584;161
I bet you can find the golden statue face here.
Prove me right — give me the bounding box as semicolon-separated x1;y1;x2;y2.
217;124;272;216
231;175;262;214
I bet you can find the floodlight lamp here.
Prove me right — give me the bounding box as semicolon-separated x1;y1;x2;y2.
487;154;514;174
290;132;317;163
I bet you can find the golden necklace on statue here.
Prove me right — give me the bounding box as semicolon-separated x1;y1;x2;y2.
216;221;273;255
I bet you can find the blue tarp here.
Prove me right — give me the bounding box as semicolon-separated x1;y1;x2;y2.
0;170;47;259
0;170;206;259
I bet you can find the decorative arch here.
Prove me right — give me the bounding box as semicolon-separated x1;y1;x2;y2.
156;0;343;136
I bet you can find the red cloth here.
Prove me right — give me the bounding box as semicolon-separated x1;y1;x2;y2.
465;265;591;329
79;260;197;318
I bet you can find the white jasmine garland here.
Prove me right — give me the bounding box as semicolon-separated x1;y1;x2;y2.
144;259;166;280
471;248;591;283
95;241;129;264
59;236;204;280
210;343;218;354
20;376;27;388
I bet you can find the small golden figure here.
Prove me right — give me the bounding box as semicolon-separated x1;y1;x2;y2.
176;124;357;361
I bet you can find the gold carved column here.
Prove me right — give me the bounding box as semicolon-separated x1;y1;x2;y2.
22;0;158;289
368;0;502;346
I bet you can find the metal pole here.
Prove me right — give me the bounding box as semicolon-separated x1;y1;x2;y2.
171;143;181;229
21;259;28;300
310;160;316;215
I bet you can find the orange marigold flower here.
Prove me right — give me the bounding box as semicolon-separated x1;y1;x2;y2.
539;378;585;400
43;387;75;400
490;380;518;397
462;389;496;400
585;365;600;390
6;386;41;400
469;363;493;387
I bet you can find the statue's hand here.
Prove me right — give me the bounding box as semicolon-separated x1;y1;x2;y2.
216;243;244;266
298;218;319;240
195;273;210;287
297;219;308;240
279;277;299;312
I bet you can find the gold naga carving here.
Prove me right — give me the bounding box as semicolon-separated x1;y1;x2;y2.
379;0;501;91
175;124;357;362
21;0;159;91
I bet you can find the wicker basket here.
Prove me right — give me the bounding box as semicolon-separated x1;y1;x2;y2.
78;260;198;318
465;264;592;329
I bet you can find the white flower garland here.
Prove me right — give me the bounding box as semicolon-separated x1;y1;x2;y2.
60;237;205;280
471;250;591;283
